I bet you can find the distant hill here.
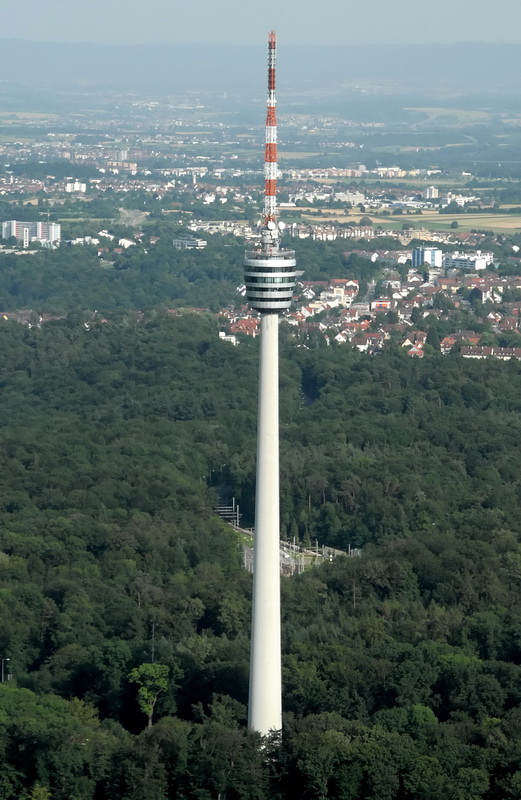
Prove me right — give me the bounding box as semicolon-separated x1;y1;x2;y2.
0;40;520;97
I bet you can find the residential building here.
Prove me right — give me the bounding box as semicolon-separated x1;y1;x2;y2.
333;190;365;206
442;250;494;271
371;299;392;311
2;220;61;246
172;236;207;250
423;186;439;200
412;247;443;269
460;346;521;360
65;181;87;193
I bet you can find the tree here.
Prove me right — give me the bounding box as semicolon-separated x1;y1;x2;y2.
24;785;51;800
469;287;483;306
410;306;421;325
128;664;169;729
450;220;459;229
426;327;441;349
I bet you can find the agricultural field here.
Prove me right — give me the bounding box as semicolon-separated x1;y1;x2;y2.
0;111;58;120
279;151;323;160
292;205;521;234
314;176;465;188
372;211;521;233
405;107;494;128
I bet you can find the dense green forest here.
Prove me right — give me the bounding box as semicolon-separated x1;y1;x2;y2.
0;231;387;314
0;239;243;313
2;313;521;798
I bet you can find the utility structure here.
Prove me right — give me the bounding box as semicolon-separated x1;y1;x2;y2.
245;31;297;735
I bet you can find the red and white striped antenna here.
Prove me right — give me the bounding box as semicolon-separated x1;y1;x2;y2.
264;30;278;230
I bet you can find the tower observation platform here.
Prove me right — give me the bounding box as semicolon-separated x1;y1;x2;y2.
244;239;296;313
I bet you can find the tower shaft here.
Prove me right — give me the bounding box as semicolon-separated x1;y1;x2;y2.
248;312;282;733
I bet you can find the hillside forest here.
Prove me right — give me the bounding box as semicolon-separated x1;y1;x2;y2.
1;310;521;799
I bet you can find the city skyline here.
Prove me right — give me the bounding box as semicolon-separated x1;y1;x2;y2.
3;0;521;46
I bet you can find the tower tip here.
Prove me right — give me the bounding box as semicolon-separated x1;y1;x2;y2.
263;29;278;237
243;29;297;313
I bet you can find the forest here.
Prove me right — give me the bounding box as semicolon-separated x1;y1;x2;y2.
0;227;391;315
1;311;521;798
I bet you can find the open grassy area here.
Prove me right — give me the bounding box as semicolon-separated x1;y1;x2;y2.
279;152;322;160
299;211;356;223
291;204;521;234
58;215;109;220
372;211;521;233
0;111;58;120
405;107;494;127
0;135;35;143
313;176;466;188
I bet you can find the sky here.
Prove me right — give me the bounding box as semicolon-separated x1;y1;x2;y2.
2;0;521;46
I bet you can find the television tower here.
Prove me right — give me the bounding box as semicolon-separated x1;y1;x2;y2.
244;31;297;735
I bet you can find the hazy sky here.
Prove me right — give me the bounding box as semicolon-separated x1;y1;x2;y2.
3;0;521;46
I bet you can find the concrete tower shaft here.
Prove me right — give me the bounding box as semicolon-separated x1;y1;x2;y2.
248;311;282;734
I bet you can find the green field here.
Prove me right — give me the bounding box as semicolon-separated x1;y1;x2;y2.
295;206;521;234
404;107;496;128
372;211;521;234
315;176;465;188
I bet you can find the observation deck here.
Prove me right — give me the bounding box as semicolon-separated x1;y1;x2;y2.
244;247;297;312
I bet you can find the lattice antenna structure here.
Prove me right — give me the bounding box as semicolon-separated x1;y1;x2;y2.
264;30;278;229
243;32;296;314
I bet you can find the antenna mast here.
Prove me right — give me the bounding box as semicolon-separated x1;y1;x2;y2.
243;31;296;314
264;30;278;234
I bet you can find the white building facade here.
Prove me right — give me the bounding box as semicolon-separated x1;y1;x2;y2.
412;247;443;269
442;250;494;271
2;220;61;246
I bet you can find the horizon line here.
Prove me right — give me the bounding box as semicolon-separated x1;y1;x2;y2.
1;38;521;48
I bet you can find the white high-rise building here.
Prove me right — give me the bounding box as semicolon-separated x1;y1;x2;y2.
2;220;61;246
65;181;87;193
423;186;439;200
412;247;443;269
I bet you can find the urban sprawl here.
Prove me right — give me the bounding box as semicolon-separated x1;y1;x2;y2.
3;107;521;363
